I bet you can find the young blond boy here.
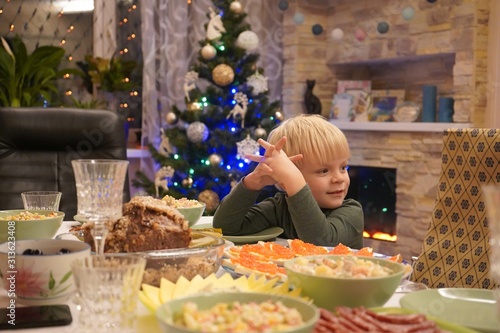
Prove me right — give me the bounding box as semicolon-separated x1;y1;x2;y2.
213;114;364;248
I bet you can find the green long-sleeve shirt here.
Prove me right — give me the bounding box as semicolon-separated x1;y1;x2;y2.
213;181;364;249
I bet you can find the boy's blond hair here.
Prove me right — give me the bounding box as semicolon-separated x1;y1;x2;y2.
267;114;350;167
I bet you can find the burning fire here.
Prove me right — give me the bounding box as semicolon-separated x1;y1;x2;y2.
363;231;397;242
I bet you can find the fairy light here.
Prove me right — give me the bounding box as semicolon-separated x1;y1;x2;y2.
67;25;74;33
63;73;70;79
9;24;14;31
65;90;72;96
60;39;66;45
68;55;73;61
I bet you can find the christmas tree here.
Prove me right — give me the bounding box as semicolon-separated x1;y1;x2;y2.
134;0;282;213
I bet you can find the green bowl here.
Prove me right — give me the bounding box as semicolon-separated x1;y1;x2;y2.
176;204;206;227
155;291;319;333
284;255;405;311
0;210;65;243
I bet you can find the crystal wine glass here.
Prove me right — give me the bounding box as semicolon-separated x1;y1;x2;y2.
72;159;129;255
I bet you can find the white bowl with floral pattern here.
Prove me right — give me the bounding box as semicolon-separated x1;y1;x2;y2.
0;239;91;305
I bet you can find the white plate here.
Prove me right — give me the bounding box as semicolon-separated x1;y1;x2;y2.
400;288;498;333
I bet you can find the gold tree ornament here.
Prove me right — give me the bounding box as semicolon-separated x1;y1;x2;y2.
229;1;243;14
208;153;222;166
275;109;285;121
254;126;267;139
201;44;217;60
165;112;178;125
182;177;193;188
198;189;220;213
212;64;234;86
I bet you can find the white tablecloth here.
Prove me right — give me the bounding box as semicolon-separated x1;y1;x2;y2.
0;218;408;332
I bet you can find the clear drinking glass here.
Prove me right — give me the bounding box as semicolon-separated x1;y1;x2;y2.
21;191;62;211
71;254;146;332
71;159;129;254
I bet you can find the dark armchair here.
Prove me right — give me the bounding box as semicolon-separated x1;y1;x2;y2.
0;107;130;218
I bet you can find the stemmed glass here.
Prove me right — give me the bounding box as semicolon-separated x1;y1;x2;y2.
72;159;129;255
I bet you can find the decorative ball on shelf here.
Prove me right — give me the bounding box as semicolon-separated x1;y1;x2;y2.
354;27;366;41
278;0;288;10
331;28;344;41
293;13;305;25
187;121;209;143
212;64;234;86
254;126;267;139
402;6;415;21
165;112;178;125
312;24;323;36
198;189;220;213
208;153;223;166
201;44;217;60
377;21;390;34
182;177;193;188
229;1;243;14
236;31;259;51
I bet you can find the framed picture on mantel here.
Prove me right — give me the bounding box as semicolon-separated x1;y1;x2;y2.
336;80;372;122
368;90;405;122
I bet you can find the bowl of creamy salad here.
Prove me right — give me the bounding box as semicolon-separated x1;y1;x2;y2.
155;291;319;333
162;195;206;227
284;255;405;310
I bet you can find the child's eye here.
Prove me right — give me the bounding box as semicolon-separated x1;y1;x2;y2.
341;165;348;171
319;168;328;174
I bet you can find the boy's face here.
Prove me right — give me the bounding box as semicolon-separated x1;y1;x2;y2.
299;155;350;209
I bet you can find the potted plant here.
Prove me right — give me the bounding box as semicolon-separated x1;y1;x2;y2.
76;54;138;112
0;35;67;107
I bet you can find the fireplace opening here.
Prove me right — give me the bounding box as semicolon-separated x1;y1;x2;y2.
346;166;397;242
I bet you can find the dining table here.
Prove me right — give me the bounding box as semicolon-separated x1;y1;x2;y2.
0;216;414;333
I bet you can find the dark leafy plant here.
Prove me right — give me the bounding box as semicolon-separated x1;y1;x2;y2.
0;35;67;107
77;55;137;92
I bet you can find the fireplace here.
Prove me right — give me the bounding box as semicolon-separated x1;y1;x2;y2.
347;166;397;242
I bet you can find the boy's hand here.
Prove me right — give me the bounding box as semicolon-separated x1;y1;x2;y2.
244;137;305;195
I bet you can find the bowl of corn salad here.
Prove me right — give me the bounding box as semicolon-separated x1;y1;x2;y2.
0;210;65;243
155;291;319;333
